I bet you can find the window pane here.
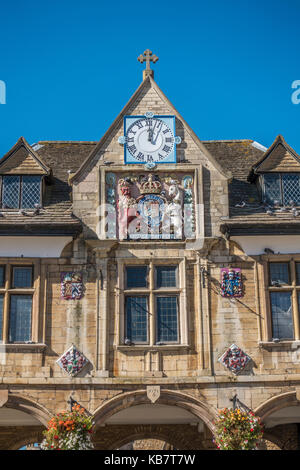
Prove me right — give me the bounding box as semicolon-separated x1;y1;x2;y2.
157;296;178;343
21;176;41;209
125;296;148;343
12;267;33;288
156;266;177;288
0;267;4;287
126;266;148;288
2;176;20;209
282;173;300;206
269;263;289;285
9;295;32;342
0;295;3;341
270;292;294;339
296;263;300;285
263;174;281;205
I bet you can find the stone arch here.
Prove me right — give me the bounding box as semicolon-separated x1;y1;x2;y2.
4;393;52;426
0;393;52;450
254;391;298;422
93;389;217;432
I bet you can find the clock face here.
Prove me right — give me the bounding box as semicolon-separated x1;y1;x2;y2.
124;116;176;164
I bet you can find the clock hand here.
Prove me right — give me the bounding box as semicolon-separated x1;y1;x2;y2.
152;121;163;145
147;119;152;142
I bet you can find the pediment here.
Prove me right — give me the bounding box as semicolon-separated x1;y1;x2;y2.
0;137;50;175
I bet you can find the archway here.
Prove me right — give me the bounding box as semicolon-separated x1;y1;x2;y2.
92;389;216;450
255;391;300;450
0;393;52;450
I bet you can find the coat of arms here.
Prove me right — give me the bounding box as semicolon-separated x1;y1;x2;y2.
220;268;243;297
218;344;251;375
56;345;89;377
61;272;83;300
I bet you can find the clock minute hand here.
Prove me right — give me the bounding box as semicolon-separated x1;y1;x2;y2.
152;121;162;145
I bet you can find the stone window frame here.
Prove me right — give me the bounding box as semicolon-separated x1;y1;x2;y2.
0;259;41;345
116;258;189;350
261;255;300;342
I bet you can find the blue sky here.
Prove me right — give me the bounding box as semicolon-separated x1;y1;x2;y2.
0;0;300;157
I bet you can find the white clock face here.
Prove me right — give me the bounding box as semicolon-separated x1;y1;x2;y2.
126;117;175;163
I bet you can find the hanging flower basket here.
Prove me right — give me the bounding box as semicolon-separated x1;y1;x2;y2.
213;408;264;450
40;404;94;450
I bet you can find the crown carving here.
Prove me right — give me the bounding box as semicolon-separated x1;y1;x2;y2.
139;174;162;194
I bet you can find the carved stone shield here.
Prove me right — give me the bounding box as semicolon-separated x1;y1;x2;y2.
147;385;160;404
0;390;8;408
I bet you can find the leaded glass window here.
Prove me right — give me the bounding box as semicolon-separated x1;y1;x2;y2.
263;173;300;206
263;174;281;205
125;296;148;343
0;295;3;341
12;267;32;288
126;266;148;289
1;175;41;209
270;292;294;340
156;266;177;288
9;295;32;342
2;176;20;208
269;263;289;286
21;176;41;208
157;296;178;342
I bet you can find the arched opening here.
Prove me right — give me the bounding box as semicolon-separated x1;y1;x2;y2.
0;394;51;450
255;391;300;450
92;390;216;450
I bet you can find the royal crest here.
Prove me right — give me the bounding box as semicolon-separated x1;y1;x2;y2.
218;344;251;375
61;272;83;300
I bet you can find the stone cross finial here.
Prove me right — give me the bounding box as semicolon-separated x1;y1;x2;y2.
138;49;159;79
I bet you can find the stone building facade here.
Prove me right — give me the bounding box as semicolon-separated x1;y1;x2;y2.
0;67;300;450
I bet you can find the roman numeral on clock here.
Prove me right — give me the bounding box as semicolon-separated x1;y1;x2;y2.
128;144;137;154
162;145;171;153
163;128;169;134
136;152;144;161
165;137;173;143
136;121;144;129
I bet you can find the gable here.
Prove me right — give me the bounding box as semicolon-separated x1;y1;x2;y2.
70;77;231;183
249;135;300;181
0;137;50;176
258;143;300;172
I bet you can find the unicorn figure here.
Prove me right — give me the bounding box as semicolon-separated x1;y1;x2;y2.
162;180;183;238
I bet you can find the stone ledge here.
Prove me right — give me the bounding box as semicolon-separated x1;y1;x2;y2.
0;343;47;352
259;341;300;350
116;344;190;352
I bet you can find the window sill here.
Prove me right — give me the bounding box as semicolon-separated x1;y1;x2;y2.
116;344;190;352
259;340;300;350
0;343;47;351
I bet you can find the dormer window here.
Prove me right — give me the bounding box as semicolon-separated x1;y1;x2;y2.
262;173;300;206
1;175;42;209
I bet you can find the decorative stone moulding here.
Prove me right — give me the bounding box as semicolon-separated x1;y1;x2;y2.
220;268;243;298
57;345;89;377
61;272;83;300
218;344;251;375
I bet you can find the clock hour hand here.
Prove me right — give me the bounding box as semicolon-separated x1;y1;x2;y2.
147;119;152;142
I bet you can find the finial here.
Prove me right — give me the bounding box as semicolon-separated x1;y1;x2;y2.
137;49;159;80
